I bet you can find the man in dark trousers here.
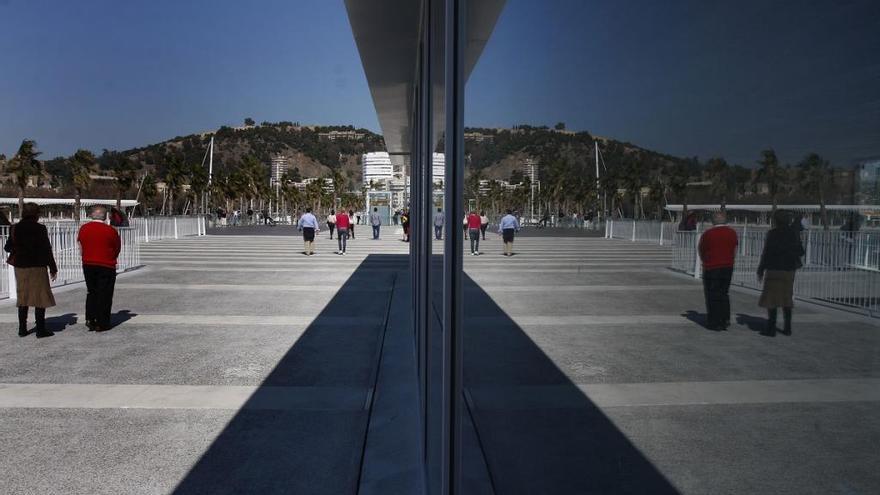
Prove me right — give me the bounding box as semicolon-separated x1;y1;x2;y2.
698;211;738;330
78;205;121;332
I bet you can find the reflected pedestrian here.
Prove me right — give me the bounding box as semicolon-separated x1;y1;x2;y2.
757;210;804;336
5;203;57;338
697;211;738;330
297;207;319;256
401;209;410;242
433;208;445;240
370;207;381;240
467;210;482;255
480;211;489;240
335;209;350;255
78;205;121;332
326;211;336;239
498;208;520;256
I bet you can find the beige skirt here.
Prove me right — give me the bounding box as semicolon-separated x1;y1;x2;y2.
14;266;56;308
759;270;795;309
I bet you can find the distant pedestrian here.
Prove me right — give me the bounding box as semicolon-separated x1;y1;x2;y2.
757;210;805;336
370;207;382;239
393;210;400;226
78;205;121;332
326;211;336;239
401;210;410;242
109;207;128;227
467;211;482;255
336;209;350;255
348;209;356;239
297;207;319;255
479;211;489;240
498;208;520;256
433;208;445;240
697;211;738;330
5;203;58;338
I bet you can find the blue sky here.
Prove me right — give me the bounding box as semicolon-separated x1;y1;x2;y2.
2;0;878;166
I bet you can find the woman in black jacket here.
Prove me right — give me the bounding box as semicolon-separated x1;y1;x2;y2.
5;203;58;337
757;211;805;336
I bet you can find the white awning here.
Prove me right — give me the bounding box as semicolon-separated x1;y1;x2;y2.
0;198;139;207
665;204;880;212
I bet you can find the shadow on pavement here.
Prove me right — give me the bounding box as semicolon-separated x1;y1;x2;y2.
735;313;769;333
44;313;77;332
109;310;138;329
462;273;680;494
172;255;403;495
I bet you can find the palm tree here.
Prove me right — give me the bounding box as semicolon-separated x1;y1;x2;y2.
70;149;96;223
667;162;690;223
756;149;786;216
188;163;210;214
110;155;141;210
163;156;187;215
6;139;42;212
705;157;731;210
304;178;326;212
798;152;833;229
140;174;158;216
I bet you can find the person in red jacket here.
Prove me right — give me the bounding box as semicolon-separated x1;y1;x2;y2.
467;211;482;255
335;209;350;255
698;211;738;330
78;205;121;331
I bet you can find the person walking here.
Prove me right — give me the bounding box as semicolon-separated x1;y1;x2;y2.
697;211;738;330
498;209;520;256
433;208;445;240
297;207;319;255
757;210;805;336
78;205;121;332
335;209;350;255
370;207;382;240
467;211;482;255
348;209;356;239
5;203;58;338
479;211;489;240
326;211;336;240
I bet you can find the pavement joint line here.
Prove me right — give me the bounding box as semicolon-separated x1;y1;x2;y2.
0;313;384;326
115;283;392;292
466;378;880;409
465;313;865;325
0;383;369;411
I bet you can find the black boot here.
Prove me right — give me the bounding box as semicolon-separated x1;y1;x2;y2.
781;308;792;336
18;306;29;337
34;308;53;338
761;308;777;337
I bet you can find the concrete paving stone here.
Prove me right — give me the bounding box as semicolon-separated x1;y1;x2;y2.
0;407;367;495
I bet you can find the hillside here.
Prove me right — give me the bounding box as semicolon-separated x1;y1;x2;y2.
122;122;386;182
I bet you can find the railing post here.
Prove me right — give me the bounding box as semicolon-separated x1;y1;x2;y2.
659;222;664;246
631;220;636;242
693;233;702;279
174;218;179;239
7;264;16;301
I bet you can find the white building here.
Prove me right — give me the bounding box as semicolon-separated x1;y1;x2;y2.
363;152;394;185
270;155;288;184
432;153;445;183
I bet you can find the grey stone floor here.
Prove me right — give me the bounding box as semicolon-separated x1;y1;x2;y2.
0;231;878;494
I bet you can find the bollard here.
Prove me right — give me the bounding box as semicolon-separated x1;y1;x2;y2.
631;221;636;242
174;218;179;239
659;223;664;246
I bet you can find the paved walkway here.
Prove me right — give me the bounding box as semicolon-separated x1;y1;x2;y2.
0;231;877;494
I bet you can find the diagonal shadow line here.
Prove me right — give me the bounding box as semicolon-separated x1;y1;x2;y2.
459;272;681;495
171;254;405;495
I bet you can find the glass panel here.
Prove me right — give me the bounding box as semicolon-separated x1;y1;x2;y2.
461;1;879;493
